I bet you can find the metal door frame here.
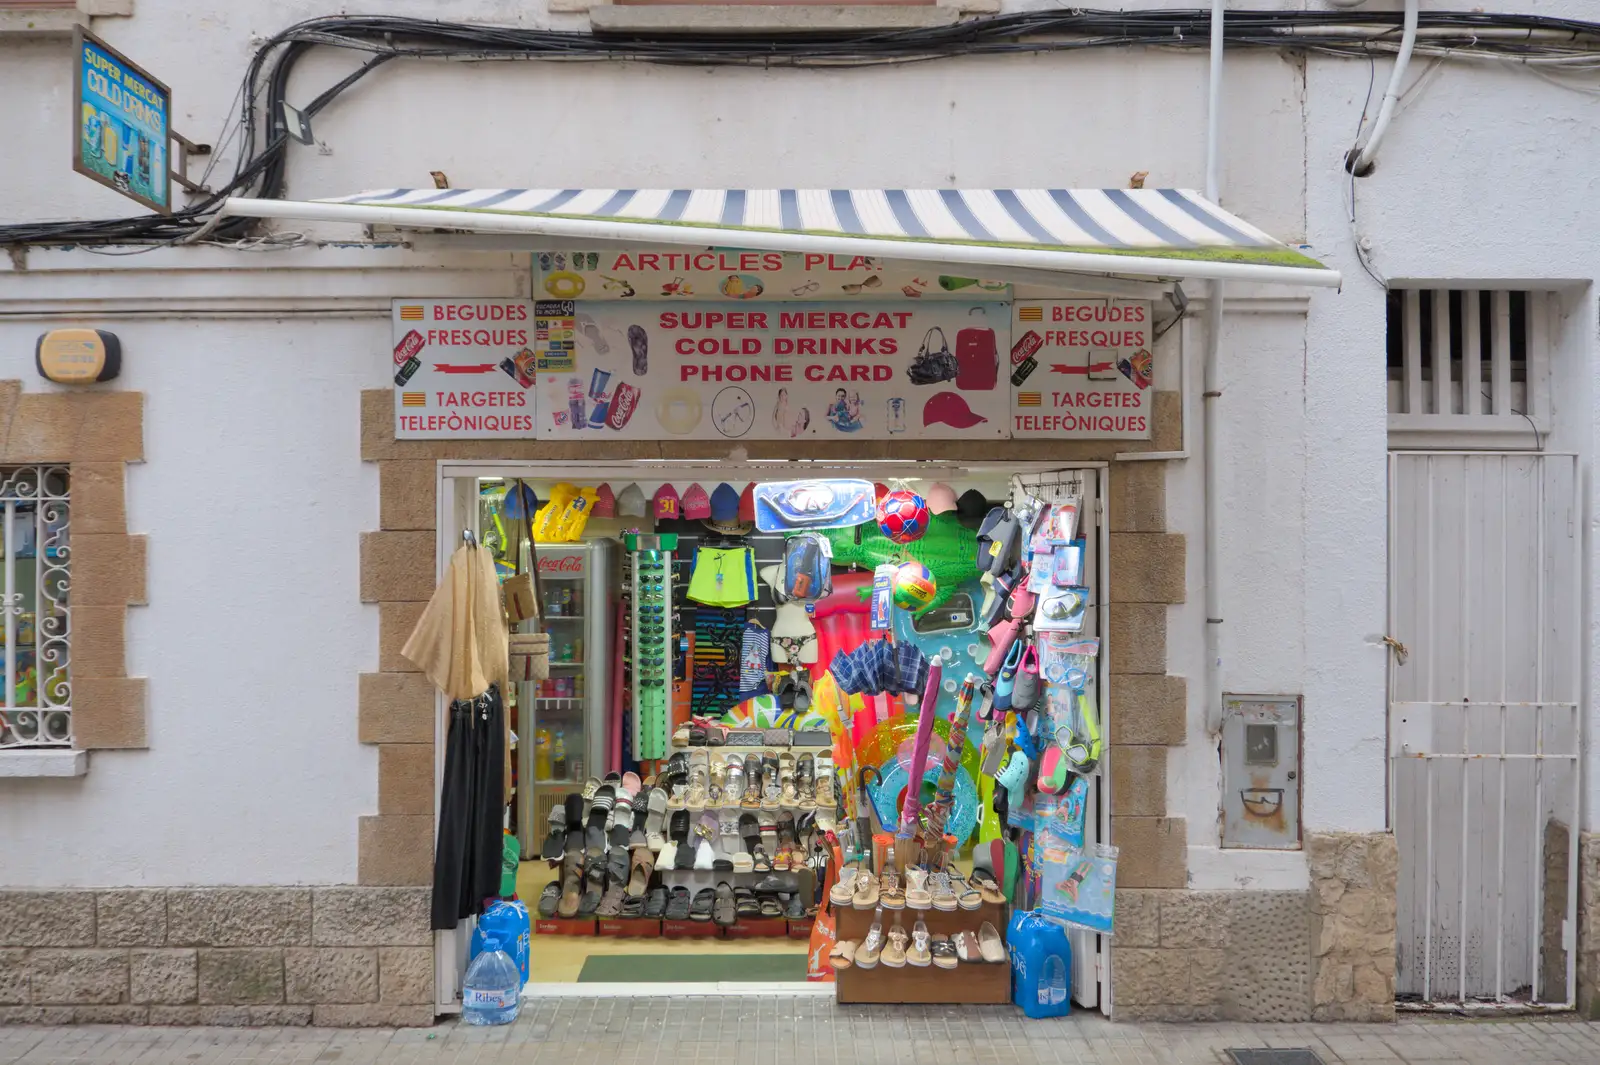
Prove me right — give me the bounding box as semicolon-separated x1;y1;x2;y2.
1386;449;1582;1010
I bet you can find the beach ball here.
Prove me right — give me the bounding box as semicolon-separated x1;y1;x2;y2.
892;561;937;611
877;490;930;545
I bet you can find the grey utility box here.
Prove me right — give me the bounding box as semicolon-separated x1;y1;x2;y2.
1220;694;1302;849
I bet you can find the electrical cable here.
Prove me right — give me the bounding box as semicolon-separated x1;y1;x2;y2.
8;9;1600;247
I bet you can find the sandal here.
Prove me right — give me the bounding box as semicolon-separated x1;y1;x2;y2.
778;752;799;807
713;882;737;928
724;755;746;808
586;786;614;858
761;751;782;810
734;886;760;918
830;940;857;970
537;881;561;919
539;800;568;861
644;886;668;918
785;892;807;919
855;911;885;969
758;894;784;919
830;865;861;907
578;865;604;917
882;922;908;968
774;811;797;871
596;884;626;918
929;870;958;912
665;886;691;921
580;777;601;802
751;843;773;874
645;788;669;851
795;753;816;809
947;868;983;911
627;847;655;896
969;867;1008;906
930;934;958;969
814;752;836;809
562;794;585;857
908;918;932;967
879;865;906;910
742;754;762;809
608;793;635;850
904;867;933;910
852;870;880;909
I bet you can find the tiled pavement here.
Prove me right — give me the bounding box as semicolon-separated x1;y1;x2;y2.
3;997;1600;1064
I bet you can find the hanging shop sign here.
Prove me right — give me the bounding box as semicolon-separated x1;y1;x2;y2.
391;300;539;438
72;29;171;214
1007;299;1154;440
534;301;1008;440
535;250;1009;302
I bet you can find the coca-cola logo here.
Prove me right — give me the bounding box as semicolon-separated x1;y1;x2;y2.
538;556;584;573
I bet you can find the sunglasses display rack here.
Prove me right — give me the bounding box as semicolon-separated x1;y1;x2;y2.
624;533;677;762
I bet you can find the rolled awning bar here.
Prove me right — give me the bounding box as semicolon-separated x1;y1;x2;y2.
217;191;1341;289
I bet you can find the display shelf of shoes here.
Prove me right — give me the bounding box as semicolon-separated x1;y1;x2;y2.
831;903;1011;1004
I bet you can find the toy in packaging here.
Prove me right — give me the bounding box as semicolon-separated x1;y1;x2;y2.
1034;584;1089;632
1051;541;1084;587
1008;909;1073;1018
1045;499;1080;544
754;479;876;533
1040;842;1118;935
869;563;895;630
783;533;833;601
1035;775;1089;851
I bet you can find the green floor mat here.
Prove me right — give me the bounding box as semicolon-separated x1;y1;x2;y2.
577;953;808;983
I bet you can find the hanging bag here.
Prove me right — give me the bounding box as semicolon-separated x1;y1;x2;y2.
906;327;959;385
505;480;550;682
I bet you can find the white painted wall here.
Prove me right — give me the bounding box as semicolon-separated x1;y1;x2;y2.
4;0;1598;888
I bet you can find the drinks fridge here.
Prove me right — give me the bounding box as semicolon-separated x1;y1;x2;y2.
515;538;614;859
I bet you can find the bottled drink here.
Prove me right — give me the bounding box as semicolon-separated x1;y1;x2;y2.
534;728;552;780
461;937;521;1026
552;730;568;779
566;377;586;430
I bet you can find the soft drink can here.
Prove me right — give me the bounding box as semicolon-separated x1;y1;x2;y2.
1010;355;1039;387
566;377;586;430
394;328;426;366
607;382;641;430
588;368;612;401
394;356;422;386
1011;329;1043;367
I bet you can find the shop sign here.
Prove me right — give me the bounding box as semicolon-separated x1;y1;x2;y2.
534;250;1010;302
391;299;538;438
1007;299;1154;440
73;29;171;214
535;301;1008;440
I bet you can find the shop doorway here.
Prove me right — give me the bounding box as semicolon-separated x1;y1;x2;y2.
1387;451;1581;1009
431;460;1110;1008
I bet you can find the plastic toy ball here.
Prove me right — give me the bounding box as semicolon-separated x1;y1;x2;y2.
877;490;930;545
892;561;938;611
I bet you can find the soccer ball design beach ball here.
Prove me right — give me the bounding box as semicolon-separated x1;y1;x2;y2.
877;490;930;544
892;561;937;611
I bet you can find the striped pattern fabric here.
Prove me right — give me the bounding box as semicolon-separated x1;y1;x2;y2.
322;187;1325;272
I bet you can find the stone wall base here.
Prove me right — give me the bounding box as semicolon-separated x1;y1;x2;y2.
1308;832;1398;1022
1112;889;1312;1021
0;888;435;1027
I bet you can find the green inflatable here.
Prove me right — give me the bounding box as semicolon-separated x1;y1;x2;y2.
818;513;980;612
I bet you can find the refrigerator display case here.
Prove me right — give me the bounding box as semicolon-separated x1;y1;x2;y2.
515;538;614;859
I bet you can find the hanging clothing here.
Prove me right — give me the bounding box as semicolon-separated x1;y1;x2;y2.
738;621;771;696
402;542;511;801
431;685;507;931
686;546;756;607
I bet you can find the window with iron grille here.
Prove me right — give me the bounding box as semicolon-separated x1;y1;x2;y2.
1386;287;1553;441
0;467;71;749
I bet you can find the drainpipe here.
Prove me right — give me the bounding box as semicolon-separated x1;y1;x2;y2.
1202;0;1226;734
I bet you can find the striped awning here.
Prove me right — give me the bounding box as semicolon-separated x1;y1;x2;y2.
219;187;1338;287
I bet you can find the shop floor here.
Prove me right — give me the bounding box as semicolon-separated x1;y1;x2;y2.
577;953;806;983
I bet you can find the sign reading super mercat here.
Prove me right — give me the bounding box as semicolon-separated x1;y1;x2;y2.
73;29;171;214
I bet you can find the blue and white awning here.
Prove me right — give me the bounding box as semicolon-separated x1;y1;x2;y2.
220;187;1338;287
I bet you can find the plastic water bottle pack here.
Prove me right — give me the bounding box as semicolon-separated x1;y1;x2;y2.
461;937;522;1026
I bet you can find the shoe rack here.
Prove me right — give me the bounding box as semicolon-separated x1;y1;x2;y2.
832;902;1011;1004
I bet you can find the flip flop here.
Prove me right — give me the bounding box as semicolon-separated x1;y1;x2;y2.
969;867;1008;906
628;847;655;896
607;847;629;886
562;794;585;857
608;793;635;849
539;801;568;861
557;856;583;919
645;788;669;850
587;785;615;858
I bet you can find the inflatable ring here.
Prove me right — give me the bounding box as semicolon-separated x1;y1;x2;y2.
544;271;586;298
655;388;703;435
868;757;979;847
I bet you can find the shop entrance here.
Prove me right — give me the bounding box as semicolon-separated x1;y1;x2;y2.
430;460;1110;1008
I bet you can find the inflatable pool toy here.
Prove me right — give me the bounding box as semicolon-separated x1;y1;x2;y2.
543;271;585;298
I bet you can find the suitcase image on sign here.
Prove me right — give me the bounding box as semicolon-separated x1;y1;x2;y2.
955;327;999;391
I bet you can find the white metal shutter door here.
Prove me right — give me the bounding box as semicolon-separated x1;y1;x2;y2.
1387;451;1581;1008
1015;467;1107;1011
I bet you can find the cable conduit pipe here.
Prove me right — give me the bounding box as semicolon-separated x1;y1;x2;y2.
1348;0;1420;175
1202;0;1226;735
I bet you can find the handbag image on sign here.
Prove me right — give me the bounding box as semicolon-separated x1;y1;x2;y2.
906;327;958;385
955;327;999;391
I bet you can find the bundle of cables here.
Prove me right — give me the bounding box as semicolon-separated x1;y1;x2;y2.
6;9;1600;248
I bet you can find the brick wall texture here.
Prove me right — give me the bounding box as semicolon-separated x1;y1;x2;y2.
0;888;434;1026
1580;833;1600;1019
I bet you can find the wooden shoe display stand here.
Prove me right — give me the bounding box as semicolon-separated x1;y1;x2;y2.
536;917;811;939
832;902;1011;1004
